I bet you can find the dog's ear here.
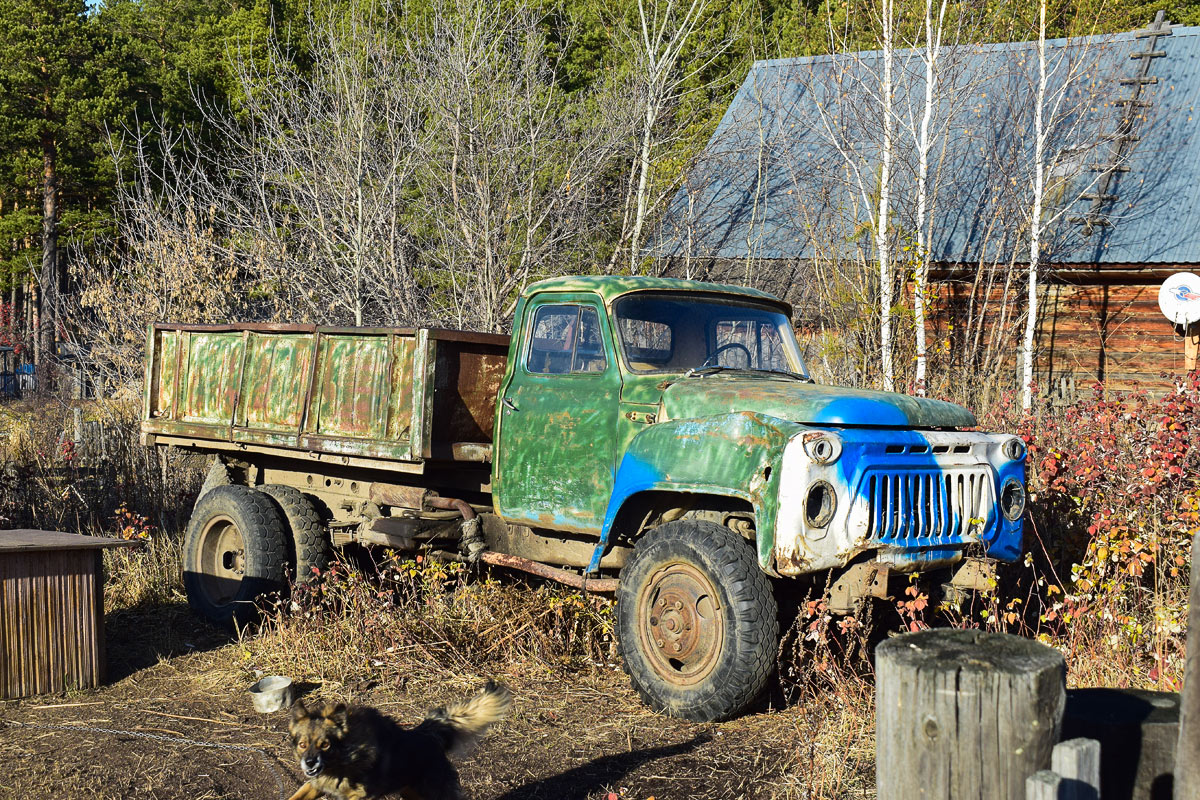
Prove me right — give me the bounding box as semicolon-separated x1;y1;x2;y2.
291;700;310;724
320;702;348;725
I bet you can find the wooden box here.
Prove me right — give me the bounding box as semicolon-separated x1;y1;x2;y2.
0;530;141;699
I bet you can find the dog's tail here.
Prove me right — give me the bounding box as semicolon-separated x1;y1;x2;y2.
419;680;512;754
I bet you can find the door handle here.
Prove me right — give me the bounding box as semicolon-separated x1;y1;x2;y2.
502;397;518;412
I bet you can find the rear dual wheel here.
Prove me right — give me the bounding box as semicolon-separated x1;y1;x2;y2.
258;484;331;583
183;485;289;628
616;520;778;722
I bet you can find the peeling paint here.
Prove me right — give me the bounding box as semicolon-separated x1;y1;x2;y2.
587;412;798;573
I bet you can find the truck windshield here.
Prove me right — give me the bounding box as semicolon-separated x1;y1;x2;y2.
614;293;809;377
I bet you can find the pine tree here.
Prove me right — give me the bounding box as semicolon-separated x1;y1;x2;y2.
0;0;99;377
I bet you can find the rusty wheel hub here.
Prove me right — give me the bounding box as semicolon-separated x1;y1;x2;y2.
637;562;724;686
198;515;246;606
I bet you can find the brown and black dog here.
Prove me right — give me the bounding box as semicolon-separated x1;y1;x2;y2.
286;681;512;800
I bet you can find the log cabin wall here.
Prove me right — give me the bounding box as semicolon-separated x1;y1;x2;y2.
933;265;1194;397
665;257;1194;397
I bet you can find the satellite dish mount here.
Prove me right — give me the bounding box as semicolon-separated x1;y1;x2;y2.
1158;272;1200;372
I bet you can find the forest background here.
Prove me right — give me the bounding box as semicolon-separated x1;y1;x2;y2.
4;0;1200;394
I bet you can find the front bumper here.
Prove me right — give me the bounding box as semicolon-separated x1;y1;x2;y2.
773;427;1025;575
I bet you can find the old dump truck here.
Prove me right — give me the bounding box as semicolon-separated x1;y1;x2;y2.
142;275;1026;721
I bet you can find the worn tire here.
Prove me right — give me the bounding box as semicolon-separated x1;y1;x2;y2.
183;485;289;628
616;520;778;722
258;484;331;583
194;458;232;510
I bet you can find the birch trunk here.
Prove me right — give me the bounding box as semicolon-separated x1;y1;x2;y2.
913;0;947;397
1023;0;1048;411
629;98;659;272
625;0;713;273
876;0;896;392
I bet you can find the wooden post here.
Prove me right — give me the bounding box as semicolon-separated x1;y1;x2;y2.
1027;740;1101;800
1177;536;1200;800
1026;771;1064;800
1027;767;1065;800
1186;320;1198;372
876;629;1065;800
1052;738;1100;800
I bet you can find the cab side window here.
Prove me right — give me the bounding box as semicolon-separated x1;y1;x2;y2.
527;305;607;375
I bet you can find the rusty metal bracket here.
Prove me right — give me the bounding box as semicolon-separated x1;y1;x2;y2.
948;558;998;592
358;517;420;549
829;562;890;615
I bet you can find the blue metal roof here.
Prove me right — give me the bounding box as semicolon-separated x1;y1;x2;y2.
654;26;1200;265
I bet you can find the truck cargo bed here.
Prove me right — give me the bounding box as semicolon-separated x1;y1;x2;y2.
141;323;509;467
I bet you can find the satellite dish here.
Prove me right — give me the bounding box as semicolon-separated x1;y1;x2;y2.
1158;272;1200;326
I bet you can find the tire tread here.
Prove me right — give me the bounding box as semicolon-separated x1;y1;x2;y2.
183;485;288;627
259;484;331;582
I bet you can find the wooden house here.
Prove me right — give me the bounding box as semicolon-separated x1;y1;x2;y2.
653;16;1200;394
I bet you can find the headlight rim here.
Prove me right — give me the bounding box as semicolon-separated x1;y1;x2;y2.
1000;476;1026;521
1003;437;1026;462
804;479;837;528
802;432;843;465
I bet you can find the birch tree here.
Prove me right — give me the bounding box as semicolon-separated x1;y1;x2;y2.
1019;4;1120;408
1022;0;1049;410
411;0;628;330
875;0;897;391
614;0;731;273
806;0;900;390
904;0;949;396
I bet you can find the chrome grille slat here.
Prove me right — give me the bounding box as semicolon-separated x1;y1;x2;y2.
865;468;993;546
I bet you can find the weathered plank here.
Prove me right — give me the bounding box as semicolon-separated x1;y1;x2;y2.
876;629;1066;800
1177;536;1200;800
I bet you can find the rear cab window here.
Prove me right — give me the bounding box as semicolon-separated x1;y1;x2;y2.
526;305;608;374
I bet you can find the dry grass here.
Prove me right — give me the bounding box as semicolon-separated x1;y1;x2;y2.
0;397;202;534
244;556;618;692
0;391;1191;797
103;534;187;611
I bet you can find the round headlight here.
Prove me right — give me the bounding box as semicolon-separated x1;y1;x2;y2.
803;432;842;464
1001;478;1026;521
1003;437;1026;462
804;480;837;528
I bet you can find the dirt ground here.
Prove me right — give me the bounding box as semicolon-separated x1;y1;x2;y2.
0;603;875;800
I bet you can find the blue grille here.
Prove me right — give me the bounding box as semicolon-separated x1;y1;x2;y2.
865;469;994;545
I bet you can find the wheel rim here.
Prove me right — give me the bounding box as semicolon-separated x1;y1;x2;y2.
196;514;246;607
636;561;725;686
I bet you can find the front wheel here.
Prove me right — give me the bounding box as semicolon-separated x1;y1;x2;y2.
183;485;289;628
616;520;778;722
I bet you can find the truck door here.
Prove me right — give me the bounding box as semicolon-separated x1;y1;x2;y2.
494;297;619;533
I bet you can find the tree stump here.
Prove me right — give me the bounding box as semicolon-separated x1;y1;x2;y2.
876;629;1066;800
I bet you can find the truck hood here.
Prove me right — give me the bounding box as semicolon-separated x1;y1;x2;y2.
659;375;977;429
